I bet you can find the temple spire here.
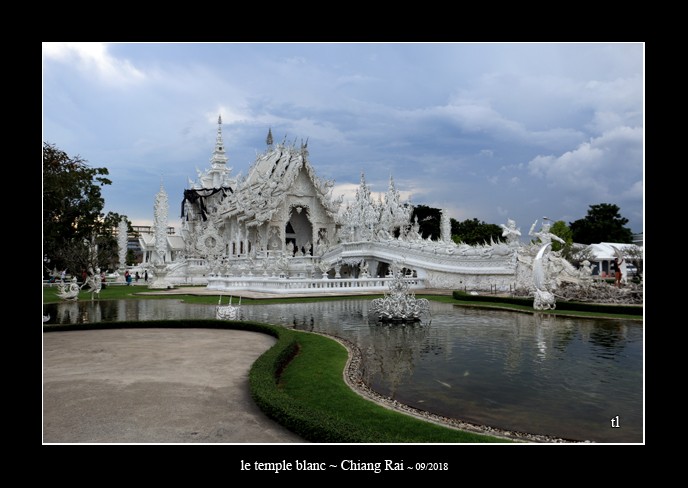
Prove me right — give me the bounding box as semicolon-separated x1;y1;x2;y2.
266;128;273;148
210;114;229;168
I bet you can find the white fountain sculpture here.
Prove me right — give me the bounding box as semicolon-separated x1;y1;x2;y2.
370;265;430;322
216;295;241;320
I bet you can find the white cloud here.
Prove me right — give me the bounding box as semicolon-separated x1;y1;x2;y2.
527;126;643;201
331;183;359;204
43;42;145;86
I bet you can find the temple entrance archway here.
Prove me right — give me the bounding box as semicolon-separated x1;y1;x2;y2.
286;206;313;255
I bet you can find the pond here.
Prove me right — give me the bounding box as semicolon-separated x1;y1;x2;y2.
43;299;643;443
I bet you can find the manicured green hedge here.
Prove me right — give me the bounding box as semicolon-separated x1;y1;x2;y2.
248;330;379;442
452;291;643;316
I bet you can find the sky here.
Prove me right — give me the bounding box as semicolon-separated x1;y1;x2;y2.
42;43;644;238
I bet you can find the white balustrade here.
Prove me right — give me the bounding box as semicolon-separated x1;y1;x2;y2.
207;275;424;294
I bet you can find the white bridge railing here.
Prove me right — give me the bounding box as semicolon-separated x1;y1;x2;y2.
207;275;425;294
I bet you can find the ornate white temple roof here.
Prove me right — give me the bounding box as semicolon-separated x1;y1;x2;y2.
219;133;341;227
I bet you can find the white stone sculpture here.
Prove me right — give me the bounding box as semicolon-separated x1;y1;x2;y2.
216;295;241;320
500;219;522;246
56;277;80;301
529;219;565;246
533;243;556;310
154;183;169;264
370;263;430;322
118;216;128;269
360;260;370;278
81;268;102;300
149;182;174;289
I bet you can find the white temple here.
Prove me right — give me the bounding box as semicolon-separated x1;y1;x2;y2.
141;116;592;295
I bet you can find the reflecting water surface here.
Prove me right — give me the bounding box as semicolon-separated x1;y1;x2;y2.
43;299;643;442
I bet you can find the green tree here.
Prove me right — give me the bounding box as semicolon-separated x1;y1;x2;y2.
451;218;503;245
550;220;573;252
410;205;441;239
43;142;127;273
569;203;633;245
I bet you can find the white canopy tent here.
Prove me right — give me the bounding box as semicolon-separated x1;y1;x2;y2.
586;242;640;281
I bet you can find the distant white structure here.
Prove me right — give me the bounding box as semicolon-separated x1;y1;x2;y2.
587;242;641;282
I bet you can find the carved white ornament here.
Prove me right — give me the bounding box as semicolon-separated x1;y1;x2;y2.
118;216;128;268
154;183;169;262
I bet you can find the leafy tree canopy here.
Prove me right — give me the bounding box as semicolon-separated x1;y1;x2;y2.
550;220;573;252
43;142;130;275
410;205;441;240
569;203;633;245
451;218;503;246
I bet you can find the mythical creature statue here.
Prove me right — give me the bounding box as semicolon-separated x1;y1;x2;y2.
529;219;565;246
56;277;80;301
81;268;102;300
532;243;556;310
500;219;522;246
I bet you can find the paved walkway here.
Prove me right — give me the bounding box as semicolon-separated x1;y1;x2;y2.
43;328;304;443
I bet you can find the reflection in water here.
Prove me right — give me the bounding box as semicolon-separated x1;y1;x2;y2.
43;299;643;442
363;322;430;398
